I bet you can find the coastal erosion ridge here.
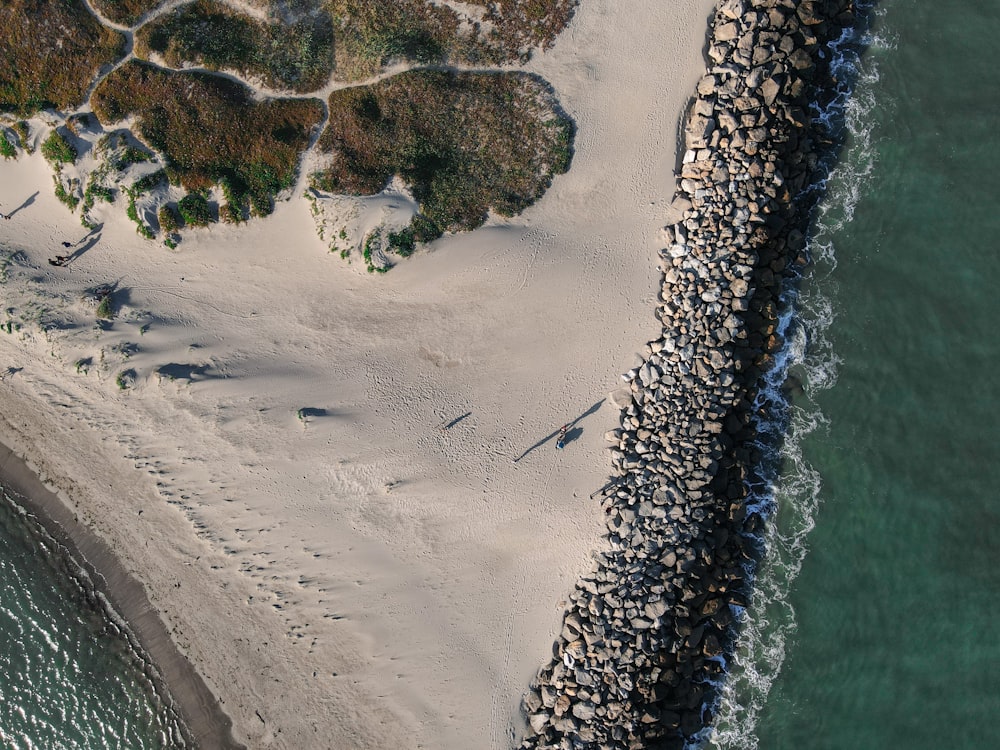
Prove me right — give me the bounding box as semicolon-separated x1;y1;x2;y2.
518;0;857;747
0;436;245;750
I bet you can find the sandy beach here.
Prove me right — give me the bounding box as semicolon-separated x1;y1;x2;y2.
0;0;718;747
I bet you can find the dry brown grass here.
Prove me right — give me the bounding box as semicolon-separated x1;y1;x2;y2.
484;0;579;55
92;61;324;215
314;70;573;236
0;0;125;115
329;0;464;79
90;0;166;26
326;0;580;79
135;0;335;93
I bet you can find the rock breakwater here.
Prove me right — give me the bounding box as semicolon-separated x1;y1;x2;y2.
519;1;856;748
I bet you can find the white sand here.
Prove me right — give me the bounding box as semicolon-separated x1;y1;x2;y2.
0;0;716;746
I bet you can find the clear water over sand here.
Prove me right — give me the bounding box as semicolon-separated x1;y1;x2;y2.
0;493;185;748
711;1;1000;747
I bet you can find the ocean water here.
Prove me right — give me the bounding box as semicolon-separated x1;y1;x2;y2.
0;492;186;749
709;1;1000;748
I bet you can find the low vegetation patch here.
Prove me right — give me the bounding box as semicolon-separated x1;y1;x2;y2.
111;144;154;170
313;70;573;237
92;61;324;216
0;0;125;115
483;0;580;57
82;165;115;215
137;0;334;93
0;132;15;159
330;0;465;79
53;177;81;211
90;0;166;26
124;186;155;238
158;204;180;233
178;193;212;227
96;294;114;320
133;169;167;194
41;130;77;166
328;0;579;77
14;121;30;150
116;368;136;390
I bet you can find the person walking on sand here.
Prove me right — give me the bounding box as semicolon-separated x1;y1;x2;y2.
556;424;568;450
48;255;69;267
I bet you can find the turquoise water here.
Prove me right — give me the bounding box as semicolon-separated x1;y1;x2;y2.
710;1;1000;748
0;492;186;749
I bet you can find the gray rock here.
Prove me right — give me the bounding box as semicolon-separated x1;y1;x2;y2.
644;598;669;620
528;712;550;733
571;702;597;721
761;76;781;105
716;22;739;42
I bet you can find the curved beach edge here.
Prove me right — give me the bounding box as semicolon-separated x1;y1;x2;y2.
0;435;245;750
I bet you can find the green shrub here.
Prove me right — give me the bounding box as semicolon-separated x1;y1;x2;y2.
219;202;243;224
158;204;180;233
133;169;167;194
112;145;153;170
411;214;442;242
53;177;80;210
41;131;77;166
0;134;16;160
15;122;31;152
126;191;140;223
387;227;416;257
115;368;137;390
178;193;213;226
96;295;114;319
124;187;155;238
82;172;114;212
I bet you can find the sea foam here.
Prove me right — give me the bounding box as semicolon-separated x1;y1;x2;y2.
703;5;893;748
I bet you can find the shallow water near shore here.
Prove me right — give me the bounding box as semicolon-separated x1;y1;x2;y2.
0;489;186;748
709;1;1000;747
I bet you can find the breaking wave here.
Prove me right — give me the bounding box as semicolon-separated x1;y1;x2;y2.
703;6;894;749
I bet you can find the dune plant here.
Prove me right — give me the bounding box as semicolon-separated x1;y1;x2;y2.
14;121;31;151
53;177;80;210
92;62;323;217
96;295;114;320
158;204;180;233
90;0;166;26
115;369;136;390
0;133;15;160
0;0;125;115
41;131;77;166
178;193;212;227
314;70;573;238
136;0;335;93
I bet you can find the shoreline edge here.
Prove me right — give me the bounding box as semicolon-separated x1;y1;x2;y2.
0;435;245;750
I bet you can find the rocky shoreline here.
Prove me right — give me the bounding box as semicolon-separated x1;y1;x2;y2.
519;1;857;748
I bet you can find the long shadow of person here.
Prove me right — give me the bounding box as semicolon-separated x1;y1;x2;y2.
64;232;101;265
512;398;606;462
5;192;39;218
